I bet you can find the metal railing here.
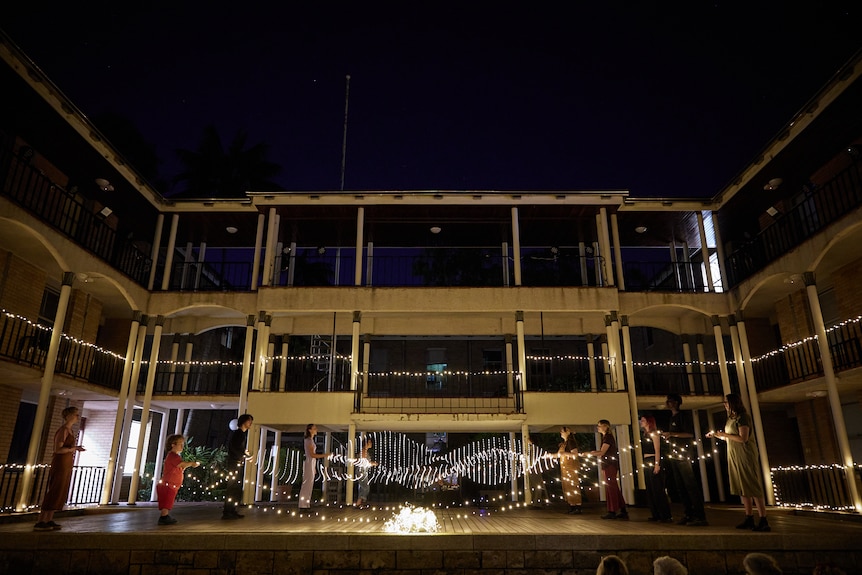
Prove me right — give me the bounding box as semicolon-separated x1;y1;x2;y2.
726;159;862;287
623;260;707;293
771;465;860;511
0;465;104;513
0;143;152;286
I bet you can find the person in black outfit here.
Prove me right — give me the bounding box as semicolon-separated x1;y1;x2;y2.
222;413;254;520
660;394;708;526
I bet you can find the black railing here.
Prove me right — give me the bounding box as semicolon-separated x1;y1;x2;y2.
726;160;862;287
365;372;510;398
0;144;152;286
631;364;724;396
0;464;104;513
264;357;352;392
752;340;823;392
828;320;862;372
524;357;606;392
623;261;706;293
0;312;124;390
771;465;859;511
166;260;253;292
152;363;244;395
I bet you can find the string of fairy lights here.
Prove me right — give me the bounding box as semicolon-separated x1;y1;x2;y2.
4;308;861;371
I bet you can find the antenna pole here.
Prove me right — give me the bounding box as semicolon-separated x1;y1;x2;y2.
340;74;351;191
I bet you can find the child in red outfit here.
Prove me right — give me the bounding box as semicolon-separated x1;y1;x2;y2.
156;434;199;525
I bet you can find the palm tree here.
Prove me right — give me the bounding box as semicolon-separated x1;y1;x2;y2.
171;125;282;198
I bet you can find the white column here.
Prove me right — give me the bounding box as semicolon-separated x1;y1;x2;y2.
706;409;726;501
238;315;256;415
501;241;510;286
250;213;265;290
696;335;709;394
347;423;356;506
147;214;164;290
696;211;714;292
263;207;278;286
149;411;168;502
587;335;598;392
621;316;644;490
682;336;697;395
174;409;185;435
595;430;606;500
712;211;727;292
578;242;589;286
167;334;180;393
270;430;282;502
711;316;732;396
617;424;635;503
610;213;625;290
322;432;332;504
515;312;527;391
193;241;207;290
354;207;365;285
128;316;165;504
362;336;371;401
728;316;751;413
101;310;141;505
181;337;193;393
278;339;289;392
160;214;179;291
736;312;774;505
521;423;532;505
691;409;710;502
505;335;514;396
112;317;149;503
598;208;614;287
17;272;74;511
804;273;862;511
511;207;522;286
252;313;271;392
243;424;261;505
255;428;267;501
350;312;361;391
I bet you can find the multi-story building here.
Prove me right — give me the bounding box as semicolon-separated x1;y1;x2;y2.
1;31;860;513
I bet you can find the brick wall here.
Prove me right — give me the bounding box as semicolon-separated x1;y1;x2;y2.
0;385;23;464
0;249;47;320
64;289;103;343
832;256;862;319
774;288;813;344
97;318;134;354
740;317;776;357
794;397;840;465
76;409;115;468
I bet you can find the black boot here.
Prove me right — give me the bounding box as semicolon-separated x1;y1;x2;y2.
752;517;771;532
736;515;755;529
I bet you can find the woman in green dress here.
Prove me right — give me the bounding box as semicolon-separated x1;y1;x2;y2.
707;393;770;532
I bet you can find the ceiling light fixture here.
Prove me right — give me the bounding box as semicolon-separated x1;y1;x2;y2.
763;178;783;191
634;226;648;234
430;226;442;234
99;206;113;218
225;226;238;234
94;178;114;192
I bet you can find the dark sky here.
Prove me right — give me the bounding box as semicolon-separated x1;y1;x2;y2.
2;3;861;198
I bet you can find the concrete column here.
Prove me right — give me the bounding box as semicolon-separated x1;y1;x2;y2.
515;311;527;391
17;272;74;511
128;316;165;504
691;409;710;502
505;335;514;395
365;242;374;286
610;213;625;290
255;428;267;501
598;208;614;286
595;430;606;500
621;316;644;490
322;432;332;503
193;241;207;290
501;241;510;286
578;242;589;286
696;335;709;394
149;410;168;502
617;424;635;503
711;316;732;396
712;211;727;292
251;213;265;290
728;316;751;413
587;335;598;392
251;312;268;392
706;409;726;501
278;339;289;392
270;430;282;502
736;312;774;504
362;336;371;400
350;311;361;391
112;317;149;503
804;273;862;511
696;211;714;292
243;424;261;505
355;207;364;286
238;315;256;415
174;409;185;435
160;214;179;291
346;423;356;506
511;207;522;286
147;214;164;290
181;337;193;393
682;336;697;395
167;334;180;393
521;423;531;505
101;310;141;505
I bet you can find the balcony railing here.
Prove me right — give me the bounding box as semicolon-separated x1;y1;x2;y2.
726;159;862;287
0;311;124;390
771;464;860;511
0;464;104;513
0;143;152;286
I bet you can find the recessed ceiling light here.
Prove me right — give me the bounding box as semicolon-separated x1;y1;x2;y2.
225;226;238;234
430;226;442;234
635;226;647;234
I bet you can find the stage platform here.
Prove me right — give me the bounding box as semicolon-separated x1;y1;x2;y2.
0;502;860;574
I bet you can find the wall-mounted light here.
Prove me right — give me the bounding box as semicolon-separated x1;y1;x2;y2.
317;246;326;255
94;178;114;192
763;178;783;191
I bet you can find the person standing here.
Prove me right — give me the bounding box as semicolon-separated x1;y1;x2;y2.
661;394;708;526
156;434;200;525
549;426;582;513
640;415;672;522
222;413;253;520
708;393;770;532
587;420;627;519
354;436;377;508
34;406;86;531
298;423;331;511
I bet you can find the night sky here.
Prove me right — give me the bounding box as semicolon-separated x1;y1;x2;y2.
2;3;861;198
